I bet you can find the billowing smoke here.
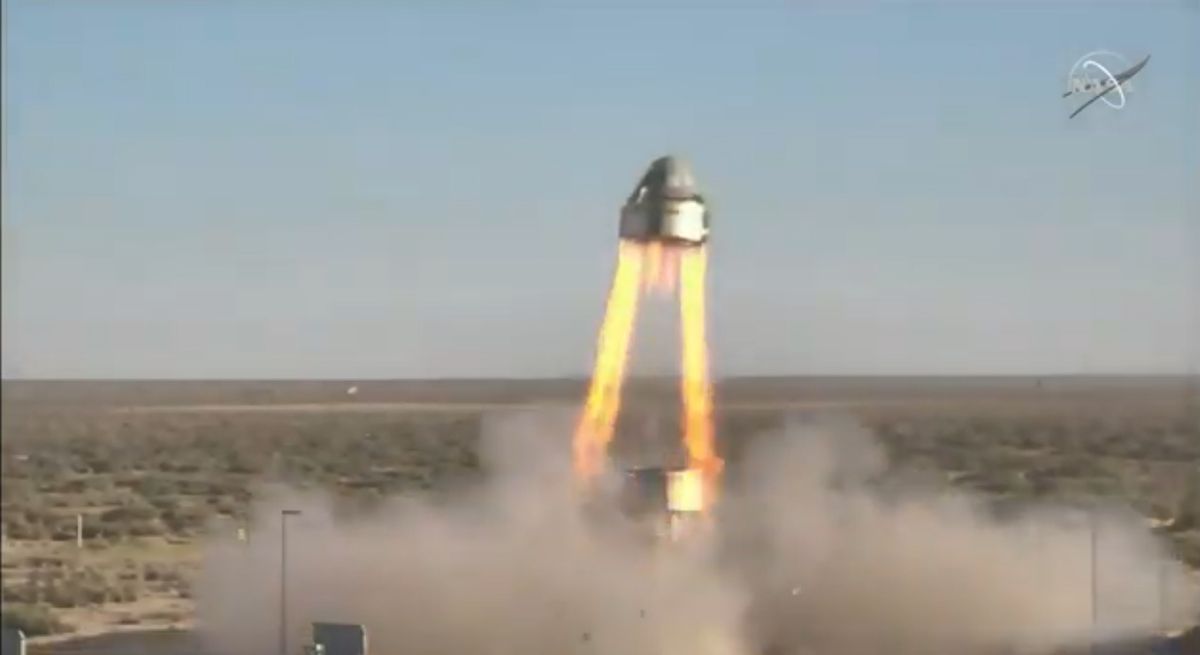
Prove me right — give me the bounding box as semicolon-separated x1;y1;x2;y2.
723;416;1198;654
196;407;746;655
195;409;1197;655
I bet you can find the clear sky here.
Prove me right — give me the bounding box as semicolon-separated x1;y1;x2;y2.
2;1;1198;379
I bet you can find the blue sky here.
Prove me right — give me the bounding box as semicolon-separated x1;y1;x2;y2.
3;1;1198;378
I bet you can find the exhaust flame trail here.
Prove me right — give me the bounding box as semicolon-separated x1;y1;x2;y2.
574;241;720;511
573;240;646;482
661;247;679;293
644;242;663;293
641;242;676;295
679;246;722;508
575;155;719;509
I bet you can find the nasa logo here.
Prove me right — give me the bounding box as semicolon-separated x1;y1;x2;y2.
1064;50;1149;119
1067;51;1133;110
1065;50;1147;119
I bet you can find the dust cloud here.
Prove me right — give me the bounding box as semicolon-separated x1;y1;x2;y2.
195;408;1198;655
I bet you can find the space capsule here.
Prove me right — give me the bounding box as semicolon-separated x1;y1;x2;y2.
618;156;709;246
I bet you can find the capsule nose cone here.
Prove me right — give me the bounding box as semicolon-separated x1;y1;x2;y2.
648;155;700;199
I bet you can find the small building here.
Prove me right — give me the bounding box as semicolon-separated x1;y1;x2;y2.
1;627;26;655
306;622;367;655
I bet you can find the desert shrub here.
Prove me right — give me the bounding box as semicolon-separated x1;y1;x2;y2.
19;505;58;526
150;494;181;512
212;496;238;516
113;582;140;603
932;448;975;473
1009;424;1044;450
78;492;108;508
142;563;169;583
224;450;263;475
48;522;78;542
2;583;37;604
18;576;41;605
124;519;165;537
158;454;203;474
131;475;175;499
100;503;158;524
157;566;185;586
145;609;186;623
960;470;1029;496
1027;471;1058;497
42;581;78;609
52;478;91;494
26;555;66;569
83;455;114;475
1081;475;1122;497
1;603;67;636
161;504;212;534
173;478;210;496
79;581;109;605
1175;473;1200;530
1044;454;1100;480
3;512;33;540
1173;535;1200;568
78;519;105;540
208;478;248;500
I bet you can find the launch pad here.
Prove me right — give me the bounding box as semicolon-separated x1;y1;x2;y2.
619;466;708;544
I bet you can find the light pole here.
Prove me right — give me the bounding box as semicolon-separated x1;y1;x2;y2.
1089;508;1099;655
1157;557;1168;633
280;509;301;655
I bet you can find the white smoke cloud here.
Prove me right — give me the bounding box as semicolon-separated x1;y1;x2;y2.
194;409;1198;655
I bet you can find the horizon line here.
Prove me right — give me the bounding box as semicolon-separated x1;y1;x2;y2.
4;373;1199;383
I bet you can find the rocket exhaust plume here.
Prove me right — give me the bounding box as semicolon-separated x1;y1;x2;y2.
574;155;720;511
642;242;678;295
679;246;723;506
643;241;664;293
573;240;645;483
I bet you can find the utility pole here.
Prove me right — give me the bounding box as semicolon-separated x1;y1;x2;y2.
280;509;301;655
1157;557;1168;634
1090;508;1099;655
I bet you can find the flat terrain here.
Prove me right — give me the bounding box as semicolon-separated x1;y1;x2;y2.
2;377;1198;643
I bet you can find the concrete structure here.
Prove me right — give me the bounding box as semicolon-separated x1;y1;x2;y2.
619;466;706;544
1;627;26;655
305;622;367;655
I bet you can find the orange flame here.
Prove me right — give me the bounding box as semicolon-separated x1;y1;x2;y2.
679;246;722;509
573;240;645;483
574;240;719;513
643;242;662;293
641;242;677;295
660;246;679;292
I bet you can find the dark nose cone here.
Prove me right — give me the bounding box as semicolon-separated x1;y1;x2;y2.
644;155;700;200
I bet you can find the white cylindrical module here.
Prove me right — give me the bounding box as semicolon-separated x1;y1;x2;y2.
660;199;708;244
666;468;704;513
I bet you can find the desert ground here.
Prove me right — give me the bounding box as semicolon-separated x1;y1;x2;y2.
1;377;1197;652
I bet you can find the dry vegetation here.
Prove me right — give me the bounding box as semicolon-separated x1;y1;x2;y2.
1;378;1197;639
